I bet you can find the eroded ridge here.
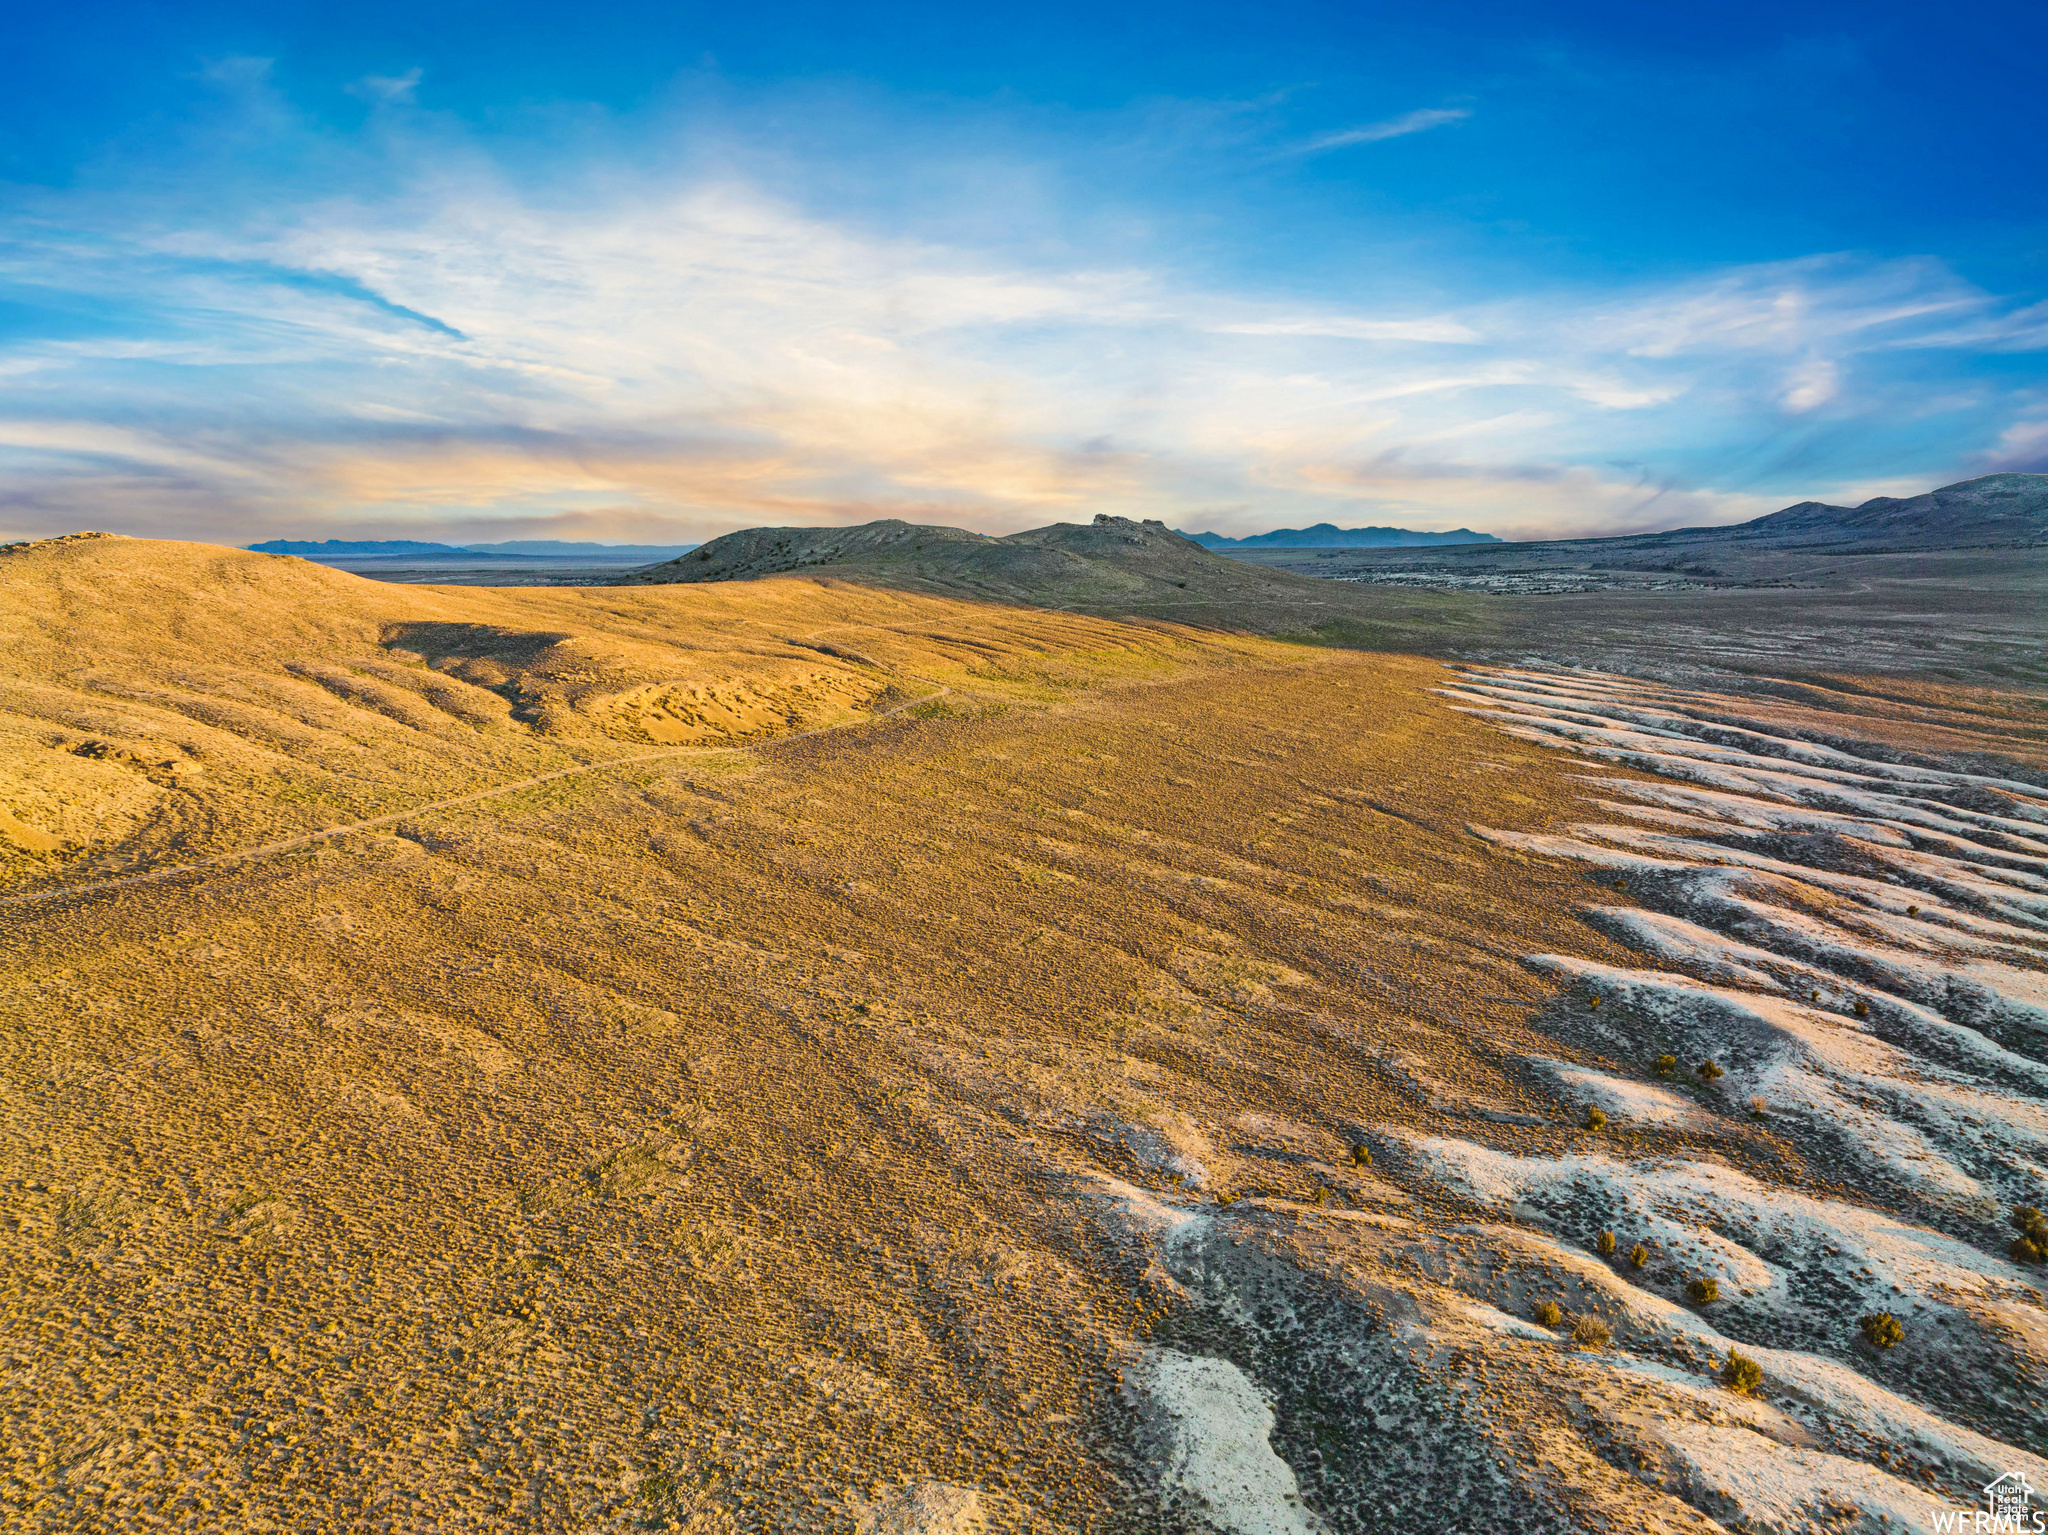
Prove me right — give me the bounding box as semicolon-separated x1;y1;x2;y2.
1343;662;2048;1526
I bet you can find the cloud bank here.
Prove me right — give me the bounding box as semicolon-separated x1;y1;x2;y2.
0;80;2042;546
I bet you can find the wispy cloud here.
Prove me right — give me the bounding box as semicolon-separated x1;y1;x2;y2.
350;69;425;106
0;91;2039;547
1295;107;1470;155
1213;316;1483;344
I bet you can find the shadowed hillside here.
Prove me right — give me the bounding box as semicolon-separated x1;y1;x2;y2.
1718;472;2048;550
624;512;1323;607
616;513;1492;650
0;533;1271;884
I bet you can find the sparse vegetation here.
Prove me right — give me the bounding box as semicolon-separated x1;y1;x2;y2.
1571;1315;1611;1349
1722;1348;1762;1395
1859;1312;1904;1349
1696;1060;1724;1082
1587;993;1602;1009
1853;999;1870;1018
10;532;2045;1529
2012;1207;2048;1265
1749;1096;1768;1118
1583;1105;1607;1131
1687;1277;1719;1304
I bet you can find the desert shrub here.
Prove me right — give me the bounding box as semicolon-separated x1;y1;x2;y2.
1653;1054;1677;1077
1351;1144;1372;1167
1853;999;1871;1019
1859;1312;1904;1349
1749;1097;1769;1118
1697;1060;1724;1082
2012;1207;2048;1265
1583;1106;1607;1131
1722;1348;1762;1395
1906;904;1919;917
1686;1277;1719;1304
1587;994;1602;1010
1533;1300;1563;1328
1309;1185;1328;1206
1596;1230;1617;1256
1572;1315;1611;1348
1628;1243;1649;1270
1613;879;1628;892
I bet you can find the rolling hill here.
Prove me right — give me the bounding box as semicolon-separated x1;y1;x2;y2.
2;532;2044;1530
615;512;1497;652
1725;471;2048;548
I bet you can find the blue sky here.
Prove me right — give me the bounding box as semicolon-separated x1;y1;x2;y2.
2;0;2044;545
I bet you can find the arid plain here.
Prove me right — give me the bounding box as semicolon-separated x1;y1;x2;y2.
3;532;2045;1533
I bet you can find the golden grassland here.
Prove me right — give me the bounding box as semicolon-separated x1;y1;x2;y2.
2;534;2040;1532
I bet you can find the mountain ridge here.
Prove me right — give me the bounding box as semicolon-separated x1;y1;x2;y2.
245;538;699;560
1181;523;1501;548
1549;471;2047;553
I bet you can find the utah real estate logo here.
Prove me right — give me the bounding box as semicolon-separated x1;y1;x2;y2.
1930;1472;2042;1533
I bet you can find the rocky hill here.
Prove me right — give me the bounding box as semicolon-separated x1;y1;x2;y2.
1725;472;2048;548
619;511;1404;618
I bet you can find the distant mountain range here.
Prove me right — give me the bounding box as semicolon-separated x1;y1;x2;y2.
249;473;2047;578
1180;524;1502;548
1707;473;2046;548
246;539;699;560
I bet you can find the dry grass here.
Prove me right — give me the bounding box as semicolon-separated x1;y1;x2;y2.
0;537;1634;1530
7;535;2038;1531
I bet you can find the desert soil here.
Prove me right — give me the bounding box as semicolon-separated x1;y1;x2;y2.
1;535;2041;1533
